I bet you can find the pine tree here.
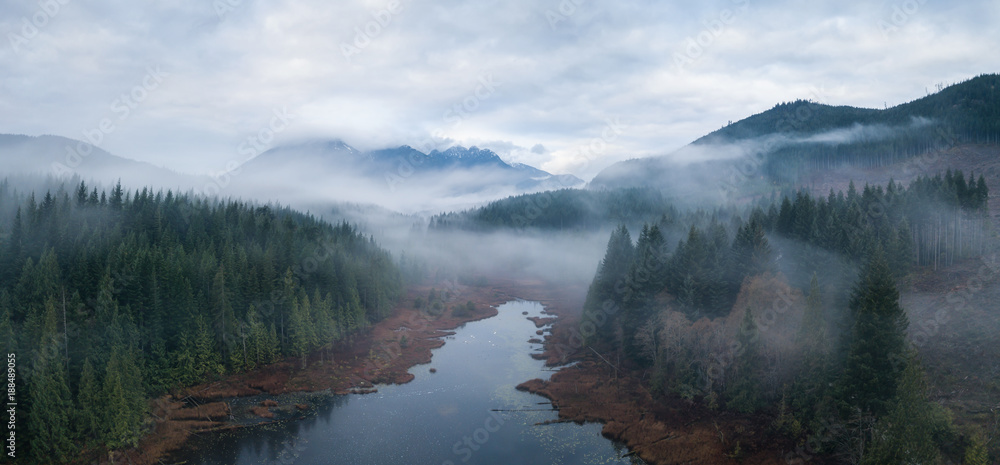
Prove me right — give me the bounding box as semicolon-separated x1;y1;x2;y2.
862;355;941;465
28;298;75;463
792;273;830;418
0;301;15;361
172;333;197;385
193;315;223;377
731;216;772;283
212;267;234;364
266;323;280;363
963;432;989;465
837;247;909;418
621;224;667;363
581;225;634;346
289;294;317;367
75;357;103;443
102;345;146;450
246;305;266;369
726;309;763;413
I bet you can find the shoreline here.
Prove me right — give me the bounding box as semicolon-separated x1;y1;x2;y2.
513;284;830;465
93;276;822;465
98;280;521;465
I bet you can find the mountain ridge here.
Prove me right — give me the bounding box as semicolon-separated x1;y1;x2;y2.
589;73;1000;195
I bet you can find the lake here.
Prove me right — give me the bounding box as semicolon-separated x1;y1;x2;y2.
174;300;644;465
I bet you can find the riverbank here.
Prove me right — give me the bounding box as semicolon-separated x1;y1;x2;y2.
99;280;523;465
97;277;822;465
516;287;835;465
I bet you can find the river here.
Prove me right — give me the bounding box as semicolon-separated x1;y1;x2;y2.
173;300;644;465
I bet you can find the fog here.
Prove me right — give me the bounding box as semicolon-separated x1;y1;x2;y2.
664;116;938;166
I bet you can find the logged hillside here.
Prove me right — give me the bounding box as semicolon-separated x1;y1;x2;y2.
563;174;997;464
591;74;1000;196
0;177;401;464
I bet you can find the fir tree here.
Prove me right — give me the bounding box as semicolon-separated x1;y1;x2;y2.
963;432;990;465
581;225;634;346
726;309;764;413
102;345;146;450
792;273;830;419
837;247;909;418
28;299;75;463
862;355;941;465
75;357;102;443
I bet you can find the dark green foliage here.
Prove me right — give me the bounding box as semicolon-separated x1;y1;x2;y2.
964;432;990;465
101;344;145;450
730;213;773;283
0;178;401;461
694;75;1000;184
581;225;634;346
862;355;944;465
452;300;477;317
621;224;668;363
725;309;764;413
766;171;987;272
836;247;909;418
790;274;832;422
667;221;740;319
27;300;75;463
429;187;677;232
75;357;102;443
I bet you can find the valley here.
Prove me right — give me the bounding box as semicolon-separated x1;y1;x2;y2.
3;72;1000;465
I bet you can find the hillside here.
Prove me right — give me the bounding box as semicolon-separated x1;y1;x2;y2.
590;74;1000;198
0;134;197;188
0;177;402;463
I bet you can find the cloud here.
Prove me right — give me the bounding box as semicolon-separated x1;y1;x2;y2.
0;0;998;185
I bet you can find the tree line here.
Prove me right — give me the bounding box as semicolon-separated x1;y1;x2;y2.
0;177;401;463
696;74;1000;184
580;173;991;463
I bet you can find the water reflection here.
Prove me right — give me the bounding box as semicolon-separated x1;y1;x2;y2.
175;300;645;465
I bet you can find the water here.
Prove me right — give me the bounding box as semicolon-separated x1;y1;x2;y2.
175;300;644;465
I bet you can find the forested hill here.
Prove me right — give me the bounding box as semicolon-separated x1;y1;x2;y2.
695;73;1000;145
590;74;1000;193
0;178;401;463
428;187;678;232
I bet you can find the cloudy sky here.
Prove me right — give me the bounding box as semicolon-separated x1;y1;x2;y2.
2;0;998;180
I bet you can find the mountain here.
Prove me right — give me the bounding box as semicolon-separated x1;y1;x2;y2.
238;140;584;212
590;74;1000;199
0;133;584;214
0;134;196;188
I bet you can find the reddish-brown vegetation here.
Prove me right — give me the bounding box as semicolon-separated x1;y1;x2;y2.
118;281;521;465
527;316;557;327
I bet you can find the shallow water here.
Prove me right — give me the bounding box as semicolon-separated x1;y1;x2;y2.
175;300;644;465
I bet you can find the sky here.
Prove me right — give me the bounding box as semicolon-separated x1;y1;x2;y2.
2;0;999;181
